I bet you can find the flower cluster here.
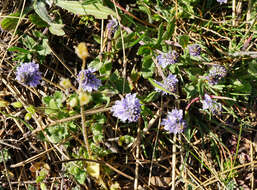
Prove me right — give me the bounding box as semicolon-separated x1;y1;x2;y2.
16;62;42;87
161;109;186;134
111;93;141;123
201;94;222;114
77;68;102;92
157;50;179;68
217;0;227;4
206;65;227;85
188;44;201;56
155;74;178;95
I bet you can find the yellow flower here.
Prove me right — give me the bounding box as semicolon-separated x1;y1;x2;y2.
75;42;89;60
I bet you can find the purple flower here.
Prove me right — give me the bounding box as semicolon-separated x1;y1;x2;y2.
154;74;178;95
217;0;227;4
206;65;227;85
157;50;179;68
188;44;201;56
77;68;102;92
15;62;41;87
201;94;222;114
161;108;186;134
106;18;118;34
111;93;141;123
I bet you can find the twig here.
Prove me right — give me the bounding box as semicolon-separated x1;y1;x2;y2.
112;0;127;94
134;120;141;190
171;134;177;190
80;56;91;156
148;98;162;186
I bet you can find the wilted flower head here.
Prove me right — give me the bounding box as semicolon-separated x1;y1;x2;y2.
202;94;222;114
157;50;179;68
77;68;102;92
106;18;118;34
75;42;89;60
79;92;91;106
206;65;227;85
16;62;41;87
188;44;201;56
155;74;178;95
60;78;72;89
111;93;141;123
161;108;186;134
217;0;227;4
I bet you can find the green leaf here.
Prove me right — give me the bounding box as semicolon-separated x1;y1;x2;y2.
40;183;47;190
49;23;65;36
26;105;36;114
11;101;23;108
248;60;257;78
8;46;30;54
156;22;164;45
33;0;53;24
34;0;65;36
0;149;11;163
141;55;154;78
55;1;116;19
0;12;20;31
38;39;52;56
163;19;175;40
28;13;48;28
143;91;158;103
137;45;151;55
148;78;179;98
179;35;189;49
109;70;130;93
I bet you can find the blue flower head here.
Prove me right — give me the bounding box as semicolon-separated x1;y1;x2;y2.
217;0;227;4
206;65;227;85
157;50;179;68
16;62;42;87
202;94;222;114
161;108;186;134
111;93;141;123
155;74;178;95
188;44;201;56
77;68;102;92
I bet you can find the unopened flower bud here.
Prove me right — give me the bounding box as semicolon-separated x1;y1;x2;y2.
75;42;89;60
25;113;32;121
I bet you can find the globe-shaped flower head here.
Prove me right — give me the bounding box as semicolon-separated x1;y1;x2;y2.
206;65;227;85
77;68;102;92
157;50;179;68
161;108;186;134
154;74;178;95
201;94;222;114
111;93;141;123
188;44;201;56
16;62;42;87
